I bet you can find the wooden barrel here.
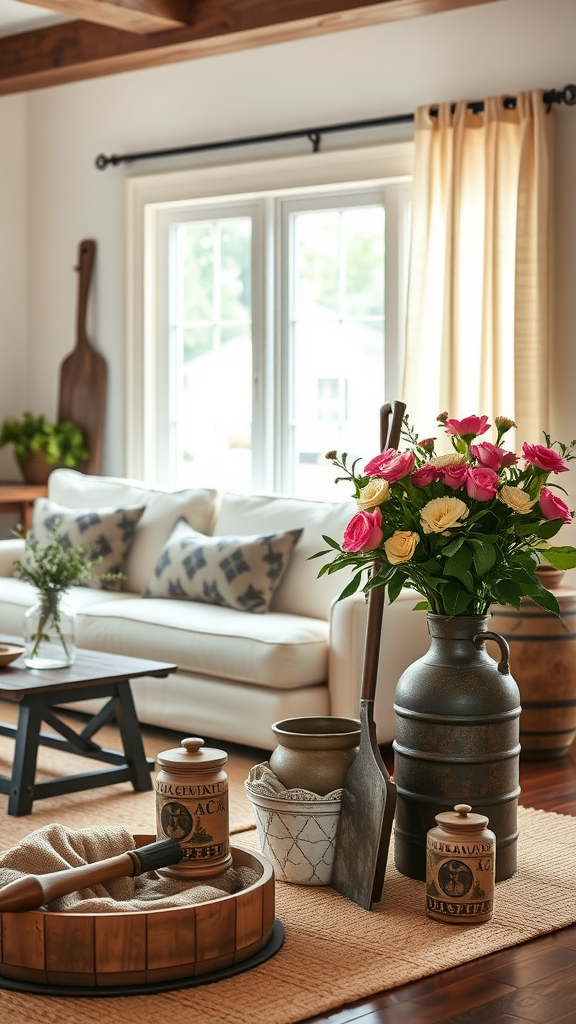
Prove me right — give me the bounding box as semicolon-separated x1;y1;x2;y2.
491;586;576;760
0;841;274;988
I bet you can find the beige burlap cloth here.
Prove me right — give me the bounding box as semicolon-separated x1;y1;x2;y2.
0;824;259;913
0;806;574;1024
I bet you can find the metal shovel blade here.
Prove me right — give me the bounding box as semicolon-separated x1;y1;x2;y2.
331;698;396;910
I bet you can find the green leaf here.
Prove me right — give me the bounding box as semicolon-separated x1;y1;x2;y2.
321;535;343;551
537;519;564;539
442;581;474;616
417;558;443;576
529;588;561;615
541;546;576;570
492;580;523;608
337;572;364;601
413;600;431;611
514;522;539;537
387;573;406;605
443;544;473;590
316;563;334;577
441;536;465;557
468;539;496;576
307;549;333;560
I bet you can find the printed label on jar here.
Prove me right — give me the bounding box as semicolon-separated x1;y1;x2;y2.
426;849;494;920
156;790;230;860
156;779;227;799
426;896;492;916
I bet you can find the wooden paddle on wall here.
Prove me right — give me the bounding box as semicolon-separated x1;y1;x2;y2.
57;239;107;475
331;399;406;911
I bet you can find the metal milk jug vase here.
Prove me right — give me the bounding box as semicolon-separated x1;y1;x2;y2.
393;614;521;883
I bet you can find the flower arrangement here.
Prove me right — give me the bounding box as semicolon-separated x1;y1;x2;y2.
316;413;576;617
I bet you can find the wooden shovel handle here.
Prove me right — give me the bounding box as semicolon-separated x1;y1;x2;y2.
379;403;392;452
361;582;385;702
387;400;406;451
361;400;407;703
75;239;96;349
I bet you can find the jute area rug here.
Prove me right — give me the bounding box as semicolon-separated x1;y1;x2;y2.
0;708;575;1024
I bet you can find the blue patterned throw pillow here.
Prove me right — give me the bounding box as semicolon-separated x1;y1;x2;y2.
31;498;146;591
144;519;303;613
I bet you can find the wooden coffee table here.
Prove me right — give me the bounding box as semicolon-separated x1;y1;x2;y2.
0;638;177;816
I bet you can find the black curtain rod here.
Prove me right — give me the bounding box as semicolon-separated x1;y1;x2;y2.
95;83;576;171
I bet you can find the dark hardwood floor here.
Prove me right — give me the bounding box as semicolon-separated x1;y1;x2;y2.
306;745;576;1024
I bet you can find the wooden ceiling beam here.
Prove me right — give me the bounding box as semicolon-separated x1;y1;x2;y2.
0;0;502;96
15;0;193;35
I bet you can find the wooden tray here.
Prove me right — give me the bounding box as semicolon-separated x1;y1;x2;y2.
0;839;275;989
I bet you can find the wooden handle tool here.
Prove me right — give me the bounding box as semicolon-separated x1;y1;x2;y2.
331;399;406;910
0;838;183;914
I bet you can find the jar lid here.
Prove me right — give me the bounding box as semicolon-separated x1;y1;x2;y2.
156;737;228;770
434;804;489;830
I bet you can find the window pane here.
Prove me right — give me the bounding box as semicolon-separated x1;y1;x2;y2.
172;217;253;493
293;210;339;319
219;219;252;321
289;204;386;499
180;222;214;322
183;327;212;362
343;207;385;317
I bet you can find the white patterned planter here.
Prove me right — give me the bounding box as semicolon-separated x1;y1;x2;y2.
245;763;342;886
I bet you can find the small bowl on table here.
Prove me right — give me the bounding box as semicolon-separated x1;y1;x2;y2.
0;644;25;668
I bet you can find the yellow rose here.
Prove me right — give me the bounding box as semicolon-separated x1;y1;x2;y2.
357;478;390;510
498;485;536;515
429;453;468;469
420;496;469;535
384;531;420;564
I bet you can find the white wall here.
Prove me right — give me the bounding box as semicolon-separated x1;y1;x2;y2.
0;92;27;476
0;94;28;534
1;0;576;493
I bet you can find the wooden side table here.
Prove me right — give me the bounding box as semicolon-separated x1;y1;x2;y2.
0;483;47;533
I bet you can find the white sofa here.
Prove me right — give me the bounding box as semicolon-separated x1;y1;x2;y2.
0;470;431;750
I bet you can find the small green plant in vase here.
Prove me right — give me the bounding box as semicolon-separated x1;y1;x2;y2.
14;523;119;669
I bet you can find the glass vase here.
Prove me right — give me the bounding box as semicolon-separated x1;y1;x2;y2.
24;593;76;669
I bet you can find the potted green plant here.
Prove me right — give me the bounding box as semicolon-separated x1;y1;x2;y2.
14;522;119;668
0;413;89;484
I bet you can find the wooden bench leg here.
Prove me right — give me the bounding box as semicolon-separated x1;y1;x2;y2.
113;681;153;792
9;698;43;816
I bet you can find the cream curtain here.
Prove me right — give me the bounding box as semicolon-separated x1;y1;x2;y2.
402;91;553;443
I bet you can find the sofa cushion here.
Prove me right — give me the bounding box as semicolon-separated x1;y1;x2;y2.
77;598;329;689
144;519;302;613
214;493;356;620
48;470;218;594
31;498;146;591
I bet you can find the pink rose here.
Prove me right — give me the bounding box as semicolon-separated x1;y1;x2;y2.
342;508;384;552
539;486;572;524
441;463;469;490
411;464;440;487
466;466;499;501
364;449;415;482
471;442;517;471
522;443;569;474
445;415;491;439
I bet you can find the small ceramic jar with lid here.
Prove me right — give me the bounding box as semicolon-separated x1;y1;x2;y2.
426;804;495;924
155;737;232;878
